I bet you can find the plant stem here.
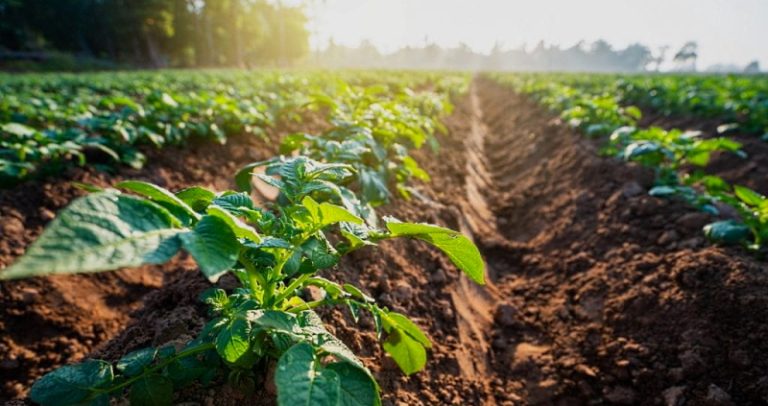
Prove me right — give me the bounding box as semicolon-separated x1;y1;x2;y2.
96;342;215;395
286;299;325;313
272;273;310;307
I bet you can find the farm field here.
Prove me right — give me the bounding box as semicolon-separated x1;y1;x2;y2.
1;69;768;406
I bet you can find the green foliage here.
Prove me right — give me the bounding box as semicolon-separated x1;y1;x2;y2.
0;70;466;188
490;72;766;251
5;73;480;405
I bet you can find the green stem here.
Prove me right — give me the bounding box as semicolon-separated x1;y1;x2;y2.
239;252;266;300
97;342;215;396
286;299;325;313
273;273;310;307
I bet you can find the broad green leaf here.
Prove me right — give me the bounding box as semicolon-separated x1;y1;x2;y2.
130;375;173;406
215;318;251;363
180;215;239;282
383;312;431;348
0;193;183;280
704;220;752;245
302;196;364;227
206;205;261;242
116;347;156;377
276;342;340;406
247;310;300;333
116;180;199;223
385;221;485;284
30;360;113;406
212;192;255;214
235;161;271;192
734;185;765;207
382;328;427;376
176;186;216;212
2;122;36;137
326;362;381;406
302;237;339;269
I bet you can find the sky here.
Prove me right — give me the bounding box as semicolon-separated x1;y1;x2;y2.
304;0;768;68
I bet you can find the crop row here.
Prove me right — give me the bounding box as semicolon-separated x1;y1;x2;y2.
0;70;467;187
490;73;768;251
1;72;480;406
501;72;768;138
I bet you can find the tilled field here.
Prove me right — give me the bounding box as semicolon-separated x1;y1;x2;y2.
2;79;767;405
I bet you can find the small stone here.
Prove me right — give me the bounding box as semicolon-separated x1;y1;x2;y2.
679;350;705;377
622;182;645;198
662;386;686;406
658;230;680;246
706;384;733;405
604;386;637;405
528;379;558;404
306;285;324;302
39;208;56;221
494;304;519;328
509;342;549;372
19;287;39;303
574;364;597;377
0;216;25;236
429;268;448;284
391;283;413;302
676;212;710;230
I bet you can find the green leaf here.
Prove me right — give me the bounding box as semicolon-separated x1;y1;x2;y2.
206;205;261;242
0;193;184;280
235;162;267;192
734;185;765;207
382;328;427;376
385;221;485;284
2;122;36;137
326;362;381;406
176;186;216;212
130;375;173;406
302;237;339;270
212;192;255;214
383;312;431;348
302;196;364;227
276;343;340;406
215;318;251;363
180;215;240;282
704;220;752;245
116;347;156;377
247;310;301;333
116;180;199;223
30;360;113;406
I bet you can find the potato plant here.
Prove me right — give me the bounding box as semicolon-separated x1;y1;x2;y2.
0;155;483;406
490;72;767;251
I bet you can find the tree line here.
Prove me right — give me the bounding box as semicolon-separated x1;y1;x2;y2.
0;0;310;68
316;40;760;73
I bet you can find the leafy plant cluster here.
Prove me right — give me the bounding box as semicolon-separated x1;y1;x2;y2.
496;72;768;138
0;73;481;406
614;75;768;137
0;70;465;187
490;73;767;251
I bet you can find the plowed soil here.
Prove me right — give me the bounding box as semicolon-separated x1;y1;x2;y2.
2;78;767;405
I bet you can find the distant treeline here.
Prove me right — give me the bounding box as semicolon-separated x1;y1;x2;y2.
0;0;310;69
316;40;762;73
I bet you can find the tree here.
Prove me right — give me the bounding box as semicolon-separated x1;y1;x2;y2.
744;60;761;73
673;41;698;72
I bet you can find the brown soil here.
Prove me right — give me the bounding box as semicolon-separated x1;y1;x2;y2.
3;79;767;405
0;128;284;399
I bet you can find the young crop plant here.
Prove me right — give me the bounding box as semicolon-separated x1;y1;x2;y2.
704;185;768;249
0;155;484;406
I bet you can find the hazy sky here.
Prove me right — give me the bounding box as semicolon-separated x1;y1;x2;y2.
306;0;768;68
